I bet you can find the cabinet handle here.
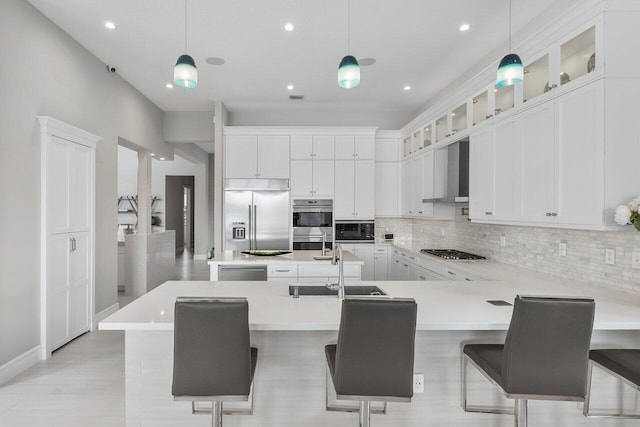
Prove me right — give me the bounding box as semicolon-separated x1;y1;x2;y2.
403;264;408;267
447;270;456;276
419;275;426;280
409;256;415;260
418;211;423;214
395;260;399;263
275;269;290;273
551;212;558;217
401;253;406;257
546;212;551;216
485;211;493;215
70;238;74;253
465;278;472;281
354;153;358;157
551;83;558;89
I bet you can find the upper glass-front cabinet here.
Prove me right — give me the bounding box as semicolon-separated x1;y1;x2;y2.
560;26;596;85
423;124;432;148
494;85;514;116
524;54;549;102
472;89;489;126
413;130;422;151
435;114;448;143
451;103;467;135
403;137;412;157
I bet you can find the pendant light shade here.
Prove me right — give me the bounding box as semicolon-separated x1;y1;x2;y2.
338;55;360;89
496;53;523;87
174;0;197;89
174;54;198;88
496;0;522;87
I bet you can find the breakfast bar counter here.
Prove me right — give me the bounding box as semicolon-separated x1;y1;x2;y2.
100;279;640;426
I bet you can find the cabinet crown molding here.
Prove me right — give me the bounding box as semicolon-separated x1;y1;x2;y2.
223;126;378;136
37;116;102;148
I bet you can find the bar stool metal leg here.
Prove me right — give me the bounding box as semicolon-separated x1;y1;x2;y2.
359;401;370;427
211;401;223;427
514;399;527;427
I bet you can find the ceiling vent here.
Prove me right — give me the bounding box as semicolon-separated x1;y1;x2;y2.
289;95;305;100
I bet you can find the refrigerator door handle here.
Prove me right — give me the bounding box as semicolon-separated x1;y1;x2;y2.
253;204;258;249
248;204;253;250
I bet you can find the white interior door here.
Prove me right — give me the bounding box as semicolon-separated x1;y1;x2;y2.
69;232;90;336
48;234;71;349
48;136;71;234
70;144;91;231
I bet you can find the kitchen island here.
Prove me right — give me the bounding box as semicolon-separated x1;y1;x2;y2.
208;249;364;282
101;276;640;427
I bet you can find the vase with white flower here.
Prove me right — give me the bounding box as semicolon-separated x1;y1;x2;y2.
614;197;640;231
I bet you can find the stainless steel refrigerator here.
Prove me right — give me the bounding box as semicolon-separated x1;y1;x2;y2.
224;179;291;251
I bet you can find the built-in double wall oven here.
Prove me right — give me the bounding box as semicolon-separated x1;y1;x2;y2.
334;220;375;244
292;199;333;250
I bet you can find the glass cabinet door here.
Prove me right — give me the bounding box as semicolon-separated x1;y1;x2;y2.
423;124;432;148
413;130;422;151
524;54;549;102
403;137;412;157
451;103;467;135
494;85;514;116
435;114;448;143
472;90;489;126
560;26;596;85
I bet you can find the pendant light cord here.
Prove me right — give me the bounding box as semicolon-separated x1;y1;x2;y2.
184;0;188;52
347;0;351;54
508;0;512;52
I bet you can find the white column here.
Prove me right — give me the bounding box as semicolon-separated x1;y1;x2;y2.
137;150;152;234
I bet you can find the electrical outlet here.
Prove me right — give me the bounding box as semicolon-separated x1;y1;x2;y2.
559;241;567;257
633;252;640;270
605;249;615;266
413;374;424;393
500;234;506;247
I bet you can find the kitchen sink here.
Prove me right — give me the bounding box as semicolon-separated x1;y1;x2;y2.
288;285;386;297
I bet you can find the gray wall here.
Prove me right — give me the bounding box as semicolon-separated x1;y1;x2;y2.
0;0;169;365
163;111;214;143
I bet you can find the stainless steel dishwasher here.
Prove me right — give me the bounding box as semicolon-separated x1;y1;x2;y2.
217;264;268;281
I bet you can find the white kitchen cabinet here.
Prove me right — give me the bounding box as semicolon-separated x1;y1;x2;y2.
375;163;400;217
469;127;494;220
225;135;290;179
353;244;375;281
373;245;388;280
39;116;98;359
492;118;520;220
335;135;375;160
291;160;334;197
334;160;374;219
410;157;424;216
400;159;412;216
291;135;335;160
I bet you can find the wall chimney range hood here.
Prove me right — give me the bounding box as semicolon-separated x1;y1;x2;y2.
422;139;469;203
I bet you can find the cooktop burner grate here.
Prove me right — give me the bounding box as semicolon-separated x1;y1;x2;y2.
420;249;486;260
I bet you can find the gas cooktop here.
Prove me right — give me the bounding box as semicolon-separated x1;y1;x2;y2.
420;249;486;260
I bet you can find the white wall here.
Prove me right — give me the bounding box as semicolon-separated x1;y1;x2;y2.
0;0;170;366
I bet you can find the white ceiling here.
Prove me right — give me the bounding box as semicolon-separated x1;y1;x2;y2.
27;0;581;117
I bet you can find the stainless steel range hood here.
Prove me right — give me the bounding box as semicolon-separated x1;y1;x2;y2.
422;138;469;203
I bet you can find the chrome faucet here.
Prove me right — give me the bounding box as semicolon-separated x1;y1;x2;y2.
327;243;345;299
322;231;328;257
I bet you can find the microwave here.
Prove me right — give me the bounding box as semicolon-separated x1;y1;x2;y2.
334;221;375;243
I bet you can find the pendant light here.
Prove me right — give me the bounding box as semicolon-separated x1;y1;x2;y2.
174;0;197;88
338;0;360;89
496;0;523;87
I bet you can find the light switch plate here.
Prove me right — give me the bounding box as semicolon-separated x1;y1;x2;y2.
605;249;615;265
559;241;567;257
632;253;640;270
500;234;506;247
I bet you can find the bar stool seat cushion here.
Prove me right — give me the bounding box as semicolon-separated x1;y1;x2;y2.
590;349;640;387
463;344;504;387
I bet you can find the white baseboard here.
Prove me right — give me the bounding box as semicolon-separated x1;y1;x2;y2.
94;303;120;329
194;253;209;260
0;345;42;386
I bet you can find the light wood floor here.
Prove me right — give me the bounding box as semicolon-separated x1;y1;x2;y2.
0;250;210;427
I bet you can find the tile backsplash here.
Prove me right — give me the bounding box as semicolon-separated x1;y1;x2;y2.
376;205;640;294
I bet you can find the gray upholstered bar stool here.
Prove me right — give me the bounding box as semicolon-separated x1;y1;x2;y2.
462;295;595;427
584;349;640;418
325;296;417;427
172;297;258;427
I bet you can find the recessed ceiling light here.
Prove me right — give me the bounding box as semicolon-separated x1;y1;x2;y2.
284;23;295;31
166;83;173;89
459;24;471;32
151;153;155;156
159;157;166;161
205;57;226;66
359;58;376;66
403;85;411;91
287;84;294;90
104;21;116;30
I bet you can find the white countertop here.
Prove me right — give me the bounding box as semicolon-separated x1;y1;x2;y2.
207;250;363;264
99;279;640;332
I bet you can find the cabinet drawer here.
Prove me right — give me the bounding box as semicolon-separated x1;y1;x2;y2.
268;264;298;278
299;264;361;278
